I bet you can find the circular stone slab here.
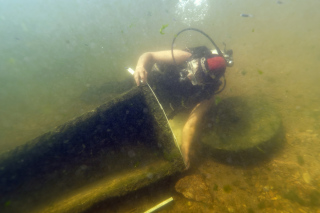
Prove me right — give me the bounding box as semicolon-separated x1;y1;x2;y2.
201;96;281;152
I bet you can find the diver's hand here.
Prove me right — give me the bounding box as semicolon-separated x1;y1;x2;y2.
133;66;147;86
181;146;190;170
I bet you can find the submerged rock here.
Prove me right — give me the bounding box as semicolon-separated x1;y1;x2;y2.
201;96;283;165
175;175;213;205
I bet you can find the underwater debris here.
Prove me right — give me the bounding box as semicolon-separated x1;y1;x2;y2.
160;24;168;35
215;96;221;105
247;208;255;213
175;175;213;205
302;172;311;184
297;155;305;166
134;161;140;168
223;184;232;193
0;86;185;213
240;14;253;18
257;69;263;75
257;201;266;209
256;146;266;154
213;183;218;191
144;197;173;213
201;96;282;159
283;190;306;206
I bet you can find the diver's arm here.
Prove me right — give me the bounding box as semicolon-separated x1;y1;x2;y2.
134;50;191;86
181;96;215;169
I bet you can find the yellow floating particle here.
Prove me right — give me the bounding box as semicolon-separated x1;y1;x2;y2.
302;172;311;184
298;208;307;213
228;207;234;212
271;195;281;200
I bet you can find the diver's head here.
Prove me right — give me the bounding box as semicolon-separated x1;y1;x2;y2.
181;55;227;85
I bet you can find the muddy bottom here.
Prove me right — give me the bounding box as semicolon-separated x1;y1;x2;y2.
87;125;320;213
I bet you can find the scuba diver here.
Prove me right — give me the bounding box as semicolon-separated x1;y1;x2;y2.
133;28;233;169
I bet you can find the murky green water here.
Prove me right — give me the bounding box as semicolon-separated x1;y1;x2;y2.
1;0;320;212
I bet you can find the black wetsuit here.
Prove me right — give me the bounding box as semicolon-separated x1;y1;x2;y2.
147;46;222;119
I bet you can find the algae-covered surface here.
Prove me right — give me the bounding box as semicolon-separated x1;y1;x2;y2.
201;96;281;151
34;160;177;213
0;86;184;213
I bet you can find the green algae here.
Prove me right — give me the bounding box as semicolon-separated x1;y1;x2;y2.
297;155;305;166
223;185;232;193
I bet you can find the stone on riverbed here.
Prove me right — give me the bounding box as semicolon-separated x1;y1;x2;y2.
175;175;213;205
